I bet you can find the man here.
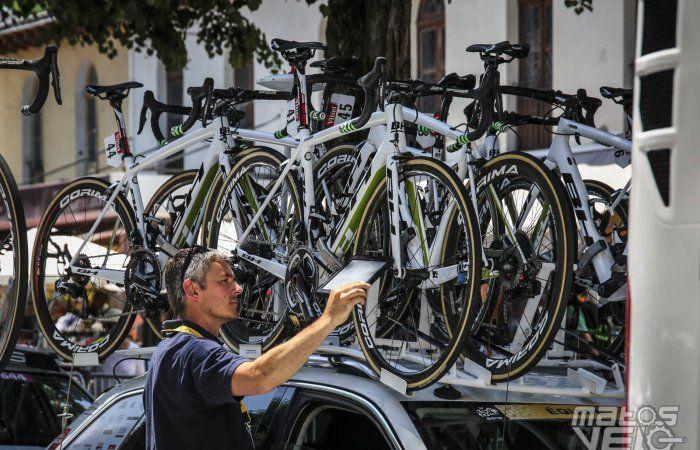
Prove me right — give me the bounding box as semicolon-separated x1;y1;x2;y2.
145;248;369;449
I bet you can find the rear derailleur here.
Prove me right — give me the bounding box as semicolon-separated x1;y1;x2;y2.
124;247;169;316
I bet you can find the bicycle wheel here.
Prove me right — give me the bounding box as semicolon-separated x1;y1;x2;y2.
32;177;137;361
0;155;27;370
352;157;481;392
203;148;303;353
462;151;575;382
313;144;356;225
142;170;198;338
567;179;628;358
314;144;416;341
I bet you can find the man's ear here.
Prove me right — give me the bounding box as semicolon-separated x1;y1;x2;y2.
182;279;199;301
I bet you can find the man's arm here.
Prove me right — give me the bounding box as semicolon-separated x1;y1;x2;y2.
231;281;369;396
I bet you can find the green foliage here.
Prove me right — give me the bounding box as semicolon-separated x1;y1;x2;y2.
564;0;593;15
1;0;281;71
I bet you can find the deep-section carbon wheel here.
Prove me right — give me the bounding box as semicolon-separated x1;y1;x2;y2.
203;148;303;353
31;177;137;361
463;151;575;382
352;156;481;392
141;170;198;338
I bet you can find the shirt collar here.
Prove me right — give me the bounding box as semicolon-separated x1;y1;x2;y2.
163;319;222;344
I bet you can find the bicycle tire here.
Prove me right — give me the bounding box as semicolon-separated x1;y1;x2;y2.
0;155;27;371
566;179;628;357
203;148;303;353
313;144;416;341
31;177;137;361
352;156;482;392
463;151;575;382
142;170;199;338
583;179;628;243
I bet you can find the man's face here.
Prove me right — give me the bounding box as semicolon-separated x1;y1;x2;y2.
196;261;243;321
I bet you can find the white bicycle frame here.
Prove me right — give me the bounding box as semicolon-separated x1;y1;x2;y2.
345;107;633;296
66;108;297;286
232;101;456;284
545;119;631;289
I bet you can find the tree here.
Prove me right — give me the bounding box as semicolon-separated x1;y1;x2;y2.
313;0;411;79
1;0;280;70
2;1;592;73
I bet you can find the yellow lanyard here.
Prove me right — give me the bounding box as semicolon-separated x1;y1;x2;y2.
169;325;204;338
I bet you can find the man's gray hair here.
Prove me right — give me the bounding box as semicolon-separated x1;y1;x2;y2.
164;248;230;317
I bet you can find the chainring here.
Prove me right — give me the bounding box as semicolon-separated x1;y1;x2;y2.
284;246;321;323
124;247;166;313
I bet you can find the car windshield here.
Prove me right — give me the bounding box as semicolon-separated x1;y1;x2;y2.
403;401;615;450
0;370;93;446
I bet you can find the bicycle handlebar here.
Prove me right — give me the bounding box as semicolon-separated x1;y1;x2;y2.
138;90;192;143
167;78;214;137
499;85;601;128
0;45;62;115
351;57;386;129
385;80;475;99
213;87;293;103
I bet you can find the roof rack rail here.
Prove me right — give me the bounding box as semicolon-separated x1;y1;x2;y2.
76;334;625;400
312;344;625;399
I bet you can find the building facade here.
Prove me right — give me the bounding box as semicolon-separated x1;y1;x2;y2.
0;0;636;192
128;0;635;187
0;18;129;185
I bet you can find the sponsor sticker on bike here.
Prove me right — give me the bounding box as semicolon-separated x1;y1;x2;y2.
104;132;123;168
285;99;298;138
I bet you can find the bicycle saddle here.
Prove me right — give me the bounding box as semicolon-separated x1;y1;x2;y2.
437;72;477;90
85;81;143;98
600;86;632;101
271;38;327;53
466;41;529;59
310;56;359;74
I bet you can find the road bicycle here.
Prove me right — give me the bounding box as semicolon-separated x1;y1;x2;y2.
29;72;310;361
195;39;487;391
28;41;466;395
305;41;577;383
0;45;61;371
471;82;631;364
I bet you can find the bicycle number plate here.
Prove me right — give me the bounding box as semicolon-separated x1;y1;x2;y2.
104;132;123;168
614;148;631;168
325;93;356;127
416;127;437;149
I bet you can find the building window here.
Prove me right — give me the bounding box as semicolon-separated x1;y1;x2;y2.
77;65;99;175
417;0;445;113
22;77;43;184
234;60;254;128
518;0;553;149
162;69;183;173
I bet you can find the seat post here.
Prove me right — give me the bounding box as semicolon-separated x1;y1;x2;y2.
109;96;132;158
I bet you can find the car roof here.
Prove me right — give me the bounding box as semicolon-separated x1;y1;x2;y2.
290;357;621;406
75;349;622;450
4;344;64;374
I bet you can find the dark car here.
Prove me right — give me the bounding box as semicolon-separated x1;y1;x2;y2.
51;349;623;450
0;345;93;450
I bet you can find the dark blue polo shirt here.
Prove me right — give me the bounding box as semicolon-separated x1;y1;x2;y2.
145;321;253;450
